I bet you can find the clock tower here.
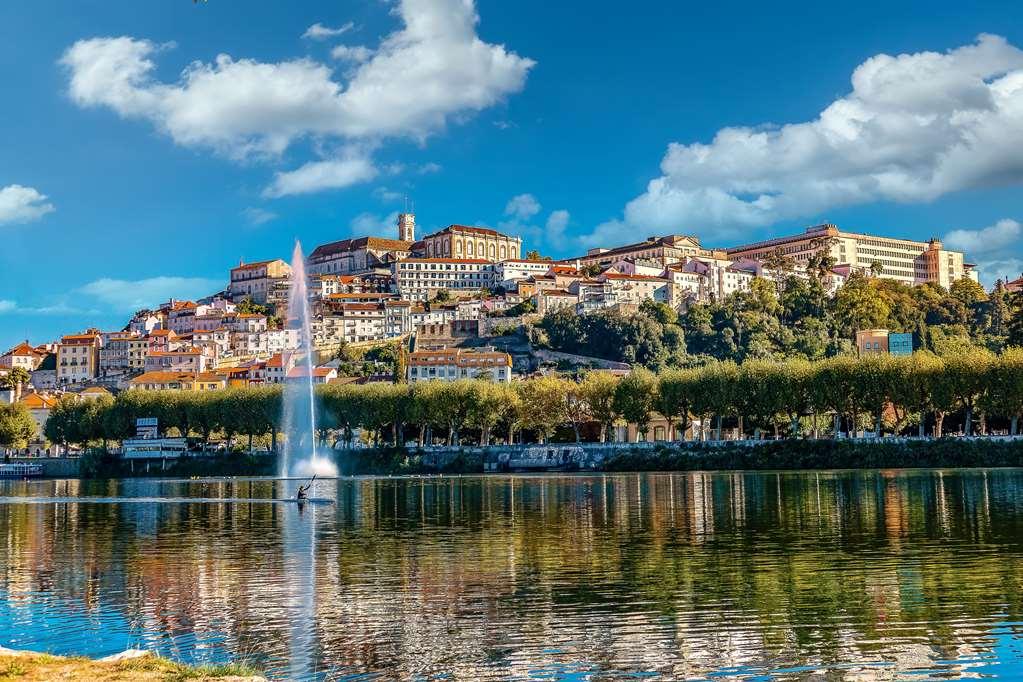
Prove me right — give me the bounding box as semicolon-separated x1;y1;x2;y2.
397;212;416;242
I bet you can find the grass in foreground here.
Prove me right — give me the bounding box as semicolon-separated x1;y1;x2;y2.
0;651;263;681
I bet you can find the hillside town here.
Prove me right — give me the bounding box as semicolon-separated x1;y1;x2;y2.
0;212;997;450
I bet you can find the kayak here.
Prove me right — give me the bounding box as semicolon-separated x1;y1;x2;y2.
291;497;335;505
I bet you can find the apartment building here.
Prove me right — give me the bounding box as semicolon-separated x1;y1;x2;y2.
596;273;672;305
569;234;706;269
128;371;227;392
493;259;555;289
420;225;521;262
393;258;494;301
99;332;147;376
56;331;101;385
317;300;412;345
144;348;210;374
407;347;513;383
725;223;975;287
229;258;291;304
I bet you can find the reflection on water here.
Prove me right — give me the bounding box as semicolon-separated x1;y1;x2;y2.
2;470;1023;680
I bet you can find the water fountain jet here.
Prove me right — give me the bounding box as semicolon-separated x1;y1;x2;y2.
280;240;338;479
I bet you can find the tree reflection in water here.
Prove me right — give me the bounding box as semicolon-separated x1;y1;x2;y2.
1;470;1022;680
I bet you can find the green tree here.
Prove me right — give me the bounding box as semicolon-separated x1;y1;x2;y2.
655;369;695;440
0;403;36;449
613;368;656;442
579;372;620;442
516;376;568;443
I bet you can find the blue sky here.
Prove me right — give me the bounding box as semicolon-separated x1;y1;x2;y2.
2;0;1023;349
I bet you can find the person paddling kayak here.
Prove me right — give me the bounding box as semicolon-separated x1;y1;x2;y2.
295;474;315;501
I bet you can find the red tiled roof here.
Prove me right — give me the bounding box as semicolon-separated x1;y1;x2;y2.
426;224;518;239
309;237;413;259
5;342;36;357
231;259;283;271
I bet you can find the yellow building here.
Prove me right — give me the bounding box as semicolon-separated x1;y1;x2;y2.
569;234;708;269
128;371;227;392
420;225;522;262
56;331;101;385
726;224;975;287
229;258;292;304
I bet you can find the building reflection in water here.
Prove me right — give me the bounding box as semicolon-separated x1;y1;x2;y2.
1;470;1022;679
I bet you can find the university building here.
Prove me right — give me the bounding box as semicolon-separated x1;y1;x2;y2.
725;224;976;287
420;224;521;262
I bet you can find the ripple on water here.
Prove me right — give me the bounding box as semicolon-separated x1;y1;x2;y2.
2;470;1023;680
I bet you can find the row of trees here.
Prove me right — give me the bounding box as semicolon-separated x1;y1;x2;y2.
34;349;1023;451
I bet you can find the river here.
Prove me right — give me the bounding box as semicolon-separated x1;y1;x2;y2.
1;470;1022;680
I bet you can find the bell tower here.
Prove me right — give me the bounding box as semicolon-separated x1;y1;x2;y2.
397;211;415;242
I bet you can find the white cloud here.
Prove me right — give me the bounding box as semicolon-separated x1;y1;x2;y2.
546;209;570;238
242;206;277;225
496;194;571;253
350;210;400;236
78;276;223;312
62;0;534;188
263;153;378;198
504;193;541;220
945;218;1022;286
0;300;91;316
417;162;442;175
373;186;404;203
587;34;1023;246
331;45;374;64
303;22;355;41
0;185;55;225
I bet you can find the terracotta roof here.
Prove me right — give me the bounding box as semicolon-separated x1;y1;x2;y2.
80;387;112;395
231;259;283;271
309;236;413;259
542;289;576;297
61;334;99;343
148;329;176;337
266;353;285;368
5;342;36;357
20;393;58;409
426;224;518;239
287;366;335;378
338;303;384;312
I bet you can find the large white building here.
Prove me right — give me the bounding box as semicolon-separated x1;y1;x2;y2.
726;223;976;287
393;258;494;301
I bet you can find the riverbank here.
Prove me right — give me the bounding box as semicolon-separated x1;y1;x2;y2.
602;437;1023;471
0;647;263;681
32;437;1023;480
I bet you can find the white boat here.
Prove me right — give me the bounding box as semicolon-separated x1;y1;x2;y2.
0;462;44;479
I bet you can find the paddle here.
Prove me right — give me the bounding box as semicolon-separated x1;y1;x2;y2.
296;473;316;501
